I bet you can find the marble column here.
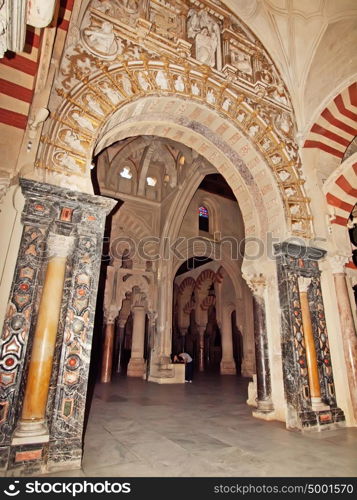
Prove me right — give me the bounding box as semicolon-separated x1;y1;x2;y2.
13;233;74;443
115;319;126;374
330;255;357;418
247;275;274;413
127;306;146;377
198;325;206;372
179;327;188;353
220;313;236;375
101;307;117;383
298;277;327;411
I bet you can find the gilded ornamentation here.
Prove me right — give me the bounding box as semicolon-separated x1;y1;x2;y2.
37;0;313;238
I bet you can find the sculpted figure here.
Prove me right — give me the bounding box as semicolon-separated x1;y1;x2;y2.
101;83;121;105
187;9;220;68
234;52;252;75
87;96;105;116
174;75;185;92
137;71;150;91
155;70;169;90
83;21;118;57
64;130;85;153
72;112;95;132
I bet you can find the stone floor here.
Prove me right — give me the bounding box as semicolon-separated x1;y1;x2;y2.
44;373;357;477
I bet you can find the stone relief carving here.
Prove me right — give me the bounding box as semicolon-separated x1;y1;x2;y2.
38;0;311;237
82;20;120;59
187;8;221;69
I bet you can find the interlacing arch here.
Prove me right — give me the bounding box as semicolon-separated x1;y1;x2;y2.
38;56;312;237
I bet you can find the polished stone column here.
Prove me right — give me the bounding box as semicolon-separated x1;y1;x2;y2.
220;314;236;375
247;274;274;413
298;277;327;411
179;327;187;353
330;255;357;418
127;305;146;377
101;307;117;383
198;325;206;372
13;233;74;443
115;319;126;374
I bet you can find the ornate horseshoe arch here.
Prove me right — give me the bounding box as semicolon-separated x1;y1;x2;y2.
36;0;313;240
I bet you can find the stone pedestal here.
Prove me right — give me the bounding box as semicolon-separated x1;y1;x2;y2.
127;306;146;377
331;256;357;420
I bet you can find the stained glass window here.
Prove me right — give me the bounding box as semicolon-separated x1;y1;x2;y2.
199;206;208;218
199;206;209;232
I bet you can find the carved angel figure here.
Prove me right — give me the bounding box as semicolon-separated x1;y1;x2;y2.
187;9;220;68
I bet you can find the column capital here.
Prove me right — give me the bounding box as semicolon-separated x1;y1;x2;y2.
243;273;266;297
47;233;75;258
104;305;117;324
328;254;349;274
297;276;312;293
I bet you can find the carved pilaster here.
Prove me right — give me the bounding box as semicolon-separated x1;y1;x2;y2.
0;179;116;475
244;274;273;414
274;242;345;431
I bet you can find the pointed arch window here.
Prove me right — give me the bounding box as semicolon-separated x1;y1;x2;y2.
199;205;209;232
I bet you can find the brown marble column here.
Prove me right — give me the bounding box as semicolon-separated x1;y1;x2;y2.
127;305;146;377
115;319;126;374
101;308;117;383
13;234;74;443
298;277;327;411
331;255;357;419
246;274;273;413
198;325;206;372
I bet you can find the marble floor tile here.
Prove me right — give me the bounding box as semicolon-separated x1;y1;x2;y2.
41;373;357;478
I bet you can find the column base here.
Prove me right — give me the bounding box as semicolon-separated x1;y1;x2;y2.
311;397;330;412
127;358;146;377
285;406;346;432
253;409;276;421
12;419;49;445
256;398;274;413
220;360;236;375
246;375;257;407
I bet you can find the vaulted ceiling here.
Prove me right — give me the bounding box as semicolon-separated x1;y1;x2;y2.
223;0;357;139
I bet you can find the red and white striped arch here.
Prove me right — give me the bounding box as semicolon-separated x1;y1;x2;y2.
326;162;357;227
0;0;74;131
304;82;357;159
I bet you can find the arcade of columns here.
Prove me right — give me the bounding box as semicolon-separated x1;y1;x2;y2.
0;0;356;477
